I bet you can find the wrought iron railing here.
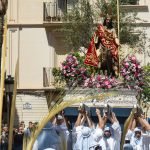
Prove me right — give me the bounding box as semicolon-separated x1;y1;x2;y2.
43;1;67;22
43;67;65;87
120;0;139;5
43;67;54;87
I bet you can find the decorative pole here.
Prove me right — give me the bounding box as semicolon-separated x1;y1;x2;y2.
117;0;120;40
8;59;19;150
0;15;7;137
117;0;120;76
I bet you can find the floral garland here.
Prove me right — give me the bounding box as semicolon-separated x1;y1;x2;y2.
120;55;144;89
83;75;118;89
57;53;145;90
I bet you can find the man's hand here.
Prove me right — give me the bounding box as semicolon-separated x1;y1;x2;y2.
96;108;101;116
85;110;90;117
79;109;85;114
109;112;118;123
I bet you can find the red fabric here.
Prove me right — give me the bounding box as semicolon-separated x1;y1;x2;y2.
84;37;99;67
96;24;119;62
84;24;119;67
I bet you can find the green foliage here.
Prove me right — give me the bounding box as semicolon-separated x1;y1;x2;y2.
96;0;147;48
142;65;150;102
61;0;147;51
61;0;95;51
73;52;101;75
52;67;63;84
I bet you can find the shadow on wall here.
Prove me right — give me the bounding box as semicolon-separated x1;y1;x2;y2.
14;107;20;128
45;28;68;55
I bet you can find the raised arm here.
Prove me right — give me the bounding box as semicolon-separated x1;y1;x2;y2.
109;112;121;140
128;114;136;131
96;108;106;129
74;112;83;127
137;114;150;131
86;111;95;128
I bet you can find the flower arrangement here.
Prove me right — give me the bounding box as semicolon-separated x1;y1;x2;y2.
59;53;118;89
83;75;118;89
120;55;144;89
61;54;89;87
53;53;144;90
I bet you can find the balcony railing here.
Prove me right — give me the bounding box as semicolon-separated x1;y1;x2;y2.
43;1;67;22
120;0;139;5
120;0;148;12
43;0;79;22
43;67;54;87
43;67;65;87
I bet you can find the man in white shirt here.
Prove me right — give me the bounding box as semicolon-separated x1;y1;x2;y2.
96;108;121;150
125;111;150;150
127;128;143;150
73;106;107;150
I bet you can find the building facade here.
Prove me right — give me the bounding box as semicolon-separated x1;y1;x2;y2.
6;0;150;125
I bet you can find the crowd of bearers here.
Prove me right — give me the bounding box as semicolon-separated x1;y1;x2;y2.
125;112;150;150
0;106;150;150
72;107;121;150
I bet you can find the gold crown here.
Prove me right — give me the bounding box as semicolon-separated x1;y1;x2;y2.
100;13;117;20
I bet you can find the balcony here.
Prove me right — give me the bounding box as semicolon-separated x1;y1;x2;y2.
43;67;54;87
43;0;78;23
43;1;67;22
120;0;139;5
120;0;149;12
43;67;65;88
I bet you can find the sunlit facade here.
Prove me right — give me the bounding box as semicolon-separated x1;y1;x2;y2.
6;0;150;125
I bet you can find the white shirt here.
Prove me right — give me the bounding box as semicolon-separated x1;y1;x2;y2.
91;128;106;150
32;140;38;150
126;129;150;150
73;126;92;150
73;126;106;150
101;122;121;150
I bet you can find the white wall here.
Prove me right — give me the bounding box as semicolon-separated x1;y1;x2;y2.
6;0;150;89
19;28;52;88
8;0;43;24
15;94;48;127
6;27;57;89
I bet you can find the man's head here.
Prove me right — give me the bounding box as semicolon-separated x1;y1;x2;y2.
104;127;111;138
56;115;64;125
94;145;102;150
19;127;24;134
134;128;142;139
28;121;33;128
81;126;91;138
103;15;113;29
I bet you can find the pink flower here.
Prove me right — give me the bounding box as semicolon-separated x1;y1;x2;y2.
125;76;130;80
96;75;101;81
134;72;138;78
130;56;136;63
137;65;141;69
107;85;112;89
124;62;129;68
103;80;110;86
96;83;101;88
132;68;136;72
